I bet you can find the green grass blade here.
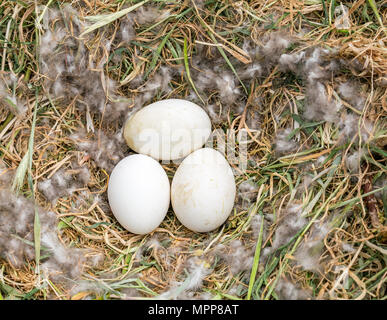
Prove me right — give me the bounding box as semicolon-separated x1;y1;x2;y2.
28;93;40;274
329;0;336;26
330;185;387;210
207;32;248;95
36;0;54;25
183;38;204;104
145;26;176;78
11;152;29;193
367;0;387;36
80;0;149;37
247;211;264;300
27;99;37;192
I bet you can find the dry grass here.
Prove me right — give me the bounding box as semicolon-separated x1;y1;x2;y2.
0;0;386;300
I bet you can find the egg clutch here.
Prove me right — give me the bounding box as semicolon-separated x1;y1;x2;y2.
107;99;236;234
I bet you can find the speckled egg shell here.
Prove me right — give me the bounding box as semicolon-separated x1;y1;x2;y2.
171;148;236;232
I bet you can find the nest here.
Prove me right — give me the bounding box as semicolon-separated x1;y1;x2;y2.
0;0;386;300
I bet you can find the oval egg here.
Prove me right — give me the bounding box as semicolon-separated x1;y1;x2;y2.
171;148;236;232
108;154;170;234
124;99;211;160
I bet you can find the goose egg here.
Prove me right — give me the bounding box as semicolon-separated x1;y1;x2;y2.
108;154;170;234
171;148;236;232
124;99;211;160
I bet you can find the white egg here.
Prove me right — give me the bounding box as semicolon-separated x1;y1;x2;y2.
107;154;170;235
171;148;236;232
124;99;212;160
